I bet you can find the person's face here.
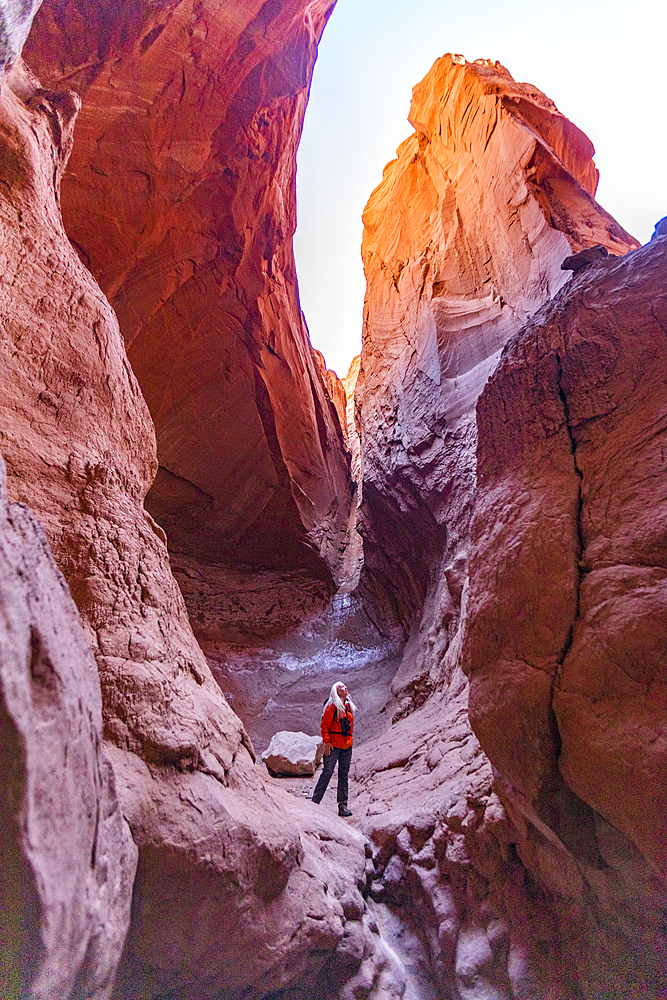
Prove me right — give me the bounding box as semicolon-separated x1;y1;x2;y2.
337;684;347;700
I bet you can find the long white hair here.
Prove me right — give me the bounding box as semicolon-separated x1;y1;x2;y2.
326;681;357;717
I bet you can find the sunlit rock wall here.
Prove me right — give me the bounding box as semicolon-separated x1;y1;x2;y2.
353;53;665;998
357;54;638;697
25;0;355;649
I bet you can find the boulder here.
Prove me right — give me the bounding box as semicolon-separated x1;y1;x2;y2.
262;731;325;776
652;215;667;240
561;242;609;271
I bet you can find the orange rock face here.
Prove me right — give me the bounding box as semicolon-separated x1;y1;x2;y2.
354;54;666;997
24;0;354;645
357;53;638;684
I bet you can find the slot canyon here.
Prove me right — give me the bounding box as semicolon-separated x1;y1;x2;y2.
0;1;665;997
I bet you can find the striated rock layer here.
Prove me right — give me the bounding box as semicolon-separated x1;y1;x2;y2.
357;55;638;690
25;0;355;649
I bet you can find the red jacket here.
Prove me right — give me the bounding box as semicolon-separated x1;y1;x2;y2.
321;701;354;749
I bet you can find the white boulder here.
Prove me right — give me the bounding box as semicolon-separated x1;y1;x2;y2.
262;731;325;777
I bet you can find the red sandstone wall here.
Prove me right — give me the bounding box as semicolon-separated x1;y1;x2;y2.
0;6;393;996
25;0;355;646
352;54;666;997
357;54;638;693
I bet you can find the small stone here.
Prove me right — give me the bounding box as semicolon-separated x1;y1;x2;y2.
261;731;325;776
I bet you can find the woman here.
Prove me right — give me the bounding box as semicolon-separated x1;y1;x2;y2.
311;681;356;817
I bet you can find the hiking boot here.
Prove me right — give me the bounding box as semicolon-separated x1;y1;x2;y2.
338;804;352;817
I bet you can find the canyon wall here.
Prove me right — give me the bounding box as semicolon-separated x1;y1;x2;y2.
0;453;136;999
354;53;666;997
4;1;666;995
24;0;355;650
0;5;395;998
354;240;667;998
357;55;638;700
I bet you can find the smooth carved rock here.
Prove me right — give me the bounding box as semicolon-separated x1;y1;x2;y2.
0;30;392;1000
262;730;325;776
0;57;250;778
24;0;355;648
0;452;137;1000
356;54;639;694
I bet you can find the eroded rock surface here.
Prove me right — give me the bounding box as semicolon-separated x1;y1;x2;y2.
0;12;400;999
0;0;42;70
0;453;136;1000
24;0;355;648
356;54;638;695
461;236;667;994
0;56;248;781
262;730;324;776
353;53;665;999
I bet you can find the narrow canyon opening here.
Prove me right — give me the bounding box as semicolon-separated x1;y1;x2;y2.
1;2;666;999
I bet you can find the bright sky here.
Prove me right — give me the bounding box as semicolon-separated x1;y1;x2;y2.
293;0;667;377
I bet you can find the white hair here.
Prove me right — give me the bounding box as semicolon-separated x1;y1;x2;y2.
326;681;357;717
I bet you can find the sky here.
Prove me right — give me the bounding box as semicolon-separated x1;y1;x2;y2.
293;0;667;377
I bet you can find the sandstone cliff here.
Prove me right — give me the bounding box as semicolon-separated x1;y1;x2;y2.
0;453;136;999
5;2;666;995
462;235;667;994
357;54;639;679
354;237;667;997
352;52;667;997
25;0;355;649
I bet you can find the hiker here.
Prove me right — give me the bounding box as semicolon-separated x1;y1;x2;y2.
311;681;356;816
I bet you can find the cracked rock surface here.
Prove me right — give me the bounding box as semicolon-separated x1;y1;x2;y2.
463;236;667;994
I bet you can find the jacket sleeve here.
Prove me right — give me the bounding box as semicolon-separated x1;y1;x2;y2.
321;704;334;742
